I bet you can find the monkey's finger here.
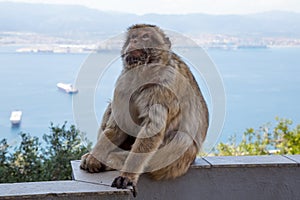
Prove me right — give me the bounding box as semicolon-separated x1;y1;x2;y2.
121;177;130;189
131;185;137;198
111;177;119;187
116;177;124;188
111;176;124;189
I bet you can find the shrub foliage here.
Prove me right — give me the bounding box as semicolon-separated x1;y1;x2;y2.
0;122;91;183
214;117;300;156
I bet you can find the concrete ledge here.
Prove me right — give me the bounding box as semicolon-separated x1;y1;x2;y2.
285;155;300;165
0;155;299;200
203;155;297;167
72;155;300;200
0;180;130;200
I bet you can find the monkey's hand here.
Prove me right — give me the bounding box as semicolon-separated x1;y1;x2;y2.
80;153;105;173
111;175;137;197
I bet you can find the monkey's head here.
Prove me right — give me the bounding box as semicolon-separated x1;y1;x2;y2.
122;24;171;68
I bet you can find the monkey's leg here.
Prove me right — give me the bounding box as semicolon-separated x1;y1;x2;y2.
149;137;197;180
111;104;168;196
81;102;128;173
106;151;129;170
97;103;112;140
80;127;128;173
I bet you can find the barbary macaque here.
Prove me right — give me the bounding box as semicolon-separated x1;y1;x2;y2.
80;24;209;197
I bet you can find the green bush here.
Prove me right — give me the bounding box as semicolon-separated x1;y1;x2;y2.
214;117;300;156
0;122;91;183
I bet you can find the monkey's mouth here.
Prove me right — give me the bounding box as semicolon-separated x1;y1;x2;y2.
124;49;149;66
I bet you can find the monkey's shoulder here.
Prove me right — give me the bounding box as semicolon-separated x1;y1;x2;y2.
168;52;201;91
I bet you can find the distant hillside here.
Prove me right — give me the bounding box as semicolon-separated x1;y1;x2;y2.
1;2;300;38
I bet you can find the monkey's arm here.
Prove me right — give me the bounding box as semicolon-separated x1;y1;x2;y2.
124;104;167;174
112;101;169;196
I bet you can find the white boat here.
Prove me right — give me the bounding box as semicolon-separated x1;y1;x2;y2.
57;83;78;94
10;110;22;125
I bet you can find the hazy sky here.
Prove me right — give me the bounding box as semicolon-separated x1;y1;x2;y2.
1;0;300;15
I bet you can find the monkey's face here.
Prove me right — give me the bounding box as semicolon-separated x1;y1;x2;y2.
122;25;171;67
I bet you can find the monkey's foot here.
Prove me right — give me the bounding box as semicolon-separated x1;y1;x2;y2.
111;176;137;197
80;153;106;173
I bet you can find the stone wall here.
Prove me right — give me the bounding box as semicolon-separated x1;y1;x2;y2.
0;155;299;200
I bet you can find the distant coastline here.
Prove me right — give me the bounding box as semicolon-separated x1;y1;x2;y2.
1;30;300;54
13;43;300;54
2;33;298;54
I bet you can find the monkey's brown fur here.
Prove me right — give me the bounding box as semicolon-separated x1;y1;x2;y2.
80;24;209;196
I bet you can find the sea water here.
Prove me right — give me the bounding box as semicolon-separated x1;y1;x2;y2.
0;48;299;147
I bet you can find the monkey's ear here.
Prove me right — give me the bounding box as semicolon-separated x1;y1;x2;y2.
165;37;171;49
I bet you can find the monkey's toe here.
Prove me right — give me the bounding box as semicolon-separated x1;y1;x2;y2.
80;153;104;173
111;176;137;197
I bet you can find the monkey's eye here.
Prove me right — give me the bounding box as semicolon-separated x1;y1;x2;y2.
131;34;138;39
142;33;150;40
